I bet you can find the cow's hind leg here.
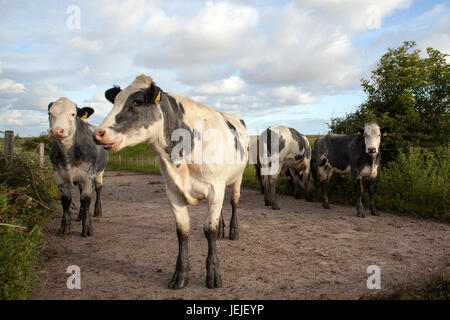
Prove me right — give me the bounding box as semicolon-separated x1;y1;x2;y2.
76;184;84;221
204;183;225;288
229;177;242;240
368;178;379;216
166;187;190;289
218;209;225;239
93;171;104;217
255;165;264;194
79;179;94;236
58;184;72;235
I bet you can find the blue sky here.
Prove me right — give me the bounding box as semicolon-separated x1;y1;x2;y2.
0;0;448;136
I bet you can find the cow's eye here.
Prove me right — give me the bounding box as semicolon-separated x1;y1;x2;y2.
133;99;143;106
71;113;76;117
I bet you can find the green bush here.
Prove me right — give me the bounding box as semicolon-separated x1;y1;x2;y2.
0;157;57;299
375;147;449;220
21;134;53;152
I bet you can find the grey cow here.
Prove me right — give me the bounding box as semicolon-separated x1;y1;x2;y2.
259;125;312;210
48;97;108;236
311;122;389;217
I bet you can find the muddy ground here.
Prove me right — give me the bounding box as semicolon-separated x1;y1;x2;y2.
34;170;450;300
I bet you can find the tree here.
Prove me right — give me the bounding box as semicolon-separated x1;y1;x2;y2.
330;41;449;162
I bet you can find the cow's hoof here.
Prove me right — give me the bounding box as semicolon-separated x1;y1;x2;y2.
323;203;331;209
58;226;71;235
205;270;222;289
229;227;239;240
93;210;102;218
272;204;280;210
77;211;84;222
81;226;93;237
264;200;271;206
357;213;366;218
371;211;379;216
169;271;189;289
294;194;301;199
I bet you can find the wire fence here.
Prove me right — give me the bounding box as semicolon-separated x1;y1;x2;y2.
107;154;159;171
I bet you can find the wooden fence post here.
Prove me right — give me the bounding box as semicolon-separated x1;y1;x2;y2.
39;143;45;167
4;130;14;164
118;155;121;167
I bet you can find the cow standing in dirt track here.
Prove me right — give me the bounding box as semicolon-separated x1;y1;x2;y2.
48;98;108;236
93;74;249;289
312;122;388;217
258;125;312;210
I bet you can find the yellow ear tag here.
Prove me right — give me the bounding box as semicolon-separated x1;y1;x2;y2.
383;132;388;137
154;91;161;104
81;113;88;119
357;131;362;135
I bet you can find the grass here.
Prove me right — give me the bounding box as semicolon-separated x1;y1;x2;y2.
0;153;58;299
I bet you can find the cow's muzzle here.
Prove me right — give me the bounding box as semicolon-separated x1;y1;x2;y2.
367;147;377;154
93;128;122;151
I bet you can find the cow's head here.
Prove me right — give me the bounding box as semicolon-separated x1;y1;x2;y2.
356;122;389;155
48;97;94;139
93;74;163;151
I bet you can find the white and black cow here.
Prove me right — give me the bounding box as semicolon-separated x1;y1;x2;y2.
252;136;309;199
259;125;312;210
312;122;389;217
93;74;249;289
48;97;108;236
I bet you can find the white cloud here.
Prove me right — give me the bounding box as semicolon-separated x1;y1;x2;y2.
71;36;102;52
195;76;245;95
0;79;26;97
273;86;318;105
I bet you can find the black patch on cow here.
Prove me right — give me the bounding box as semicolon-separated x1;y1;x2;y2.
105;86;122;103
294;154;302;161
240;119;246;128
288;127;310;159
225;120;245;161
160;94;193;159
112;83;163;134
48;102;53;110
265;128;285;157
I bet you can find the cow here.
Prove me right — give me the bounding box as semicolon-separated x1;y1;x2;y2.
311;122;389;217
48;97;108;236
258;125;312;210
252;136;308;199
92;74;249;289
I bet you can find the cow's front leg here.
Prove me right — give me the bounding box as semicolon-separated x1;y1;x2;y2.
167;188;190;289
58;184;72;235
80;180;94;236
355;177;365;218
204;184;225;288
368;177;379;216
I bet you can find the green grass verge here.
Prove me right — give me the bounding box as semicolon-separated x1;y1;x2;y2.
0;155;57;299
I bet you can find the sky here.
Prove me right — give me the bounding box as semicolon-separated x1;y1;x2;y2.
0;0;448;137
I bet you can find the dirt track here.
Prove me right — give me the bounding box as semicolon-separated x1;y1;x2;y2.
34;170;450;300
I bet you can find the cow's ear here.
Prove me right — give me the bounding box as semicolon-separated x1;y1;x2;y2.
105;86;121;103
145;83;162;105
77;107;94;119
356;128;364;135
381;127;390;137
48;102;53;110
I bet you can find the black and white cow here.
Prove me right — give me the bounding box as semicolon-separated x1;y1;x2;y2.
92;74;248;289
258;125;312;210
252;136;309;199
48;97;108;236
312;122;389;217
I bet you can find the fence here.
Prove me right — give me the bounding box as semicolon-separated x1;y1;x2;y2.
107;154;160;173
1;130;49;167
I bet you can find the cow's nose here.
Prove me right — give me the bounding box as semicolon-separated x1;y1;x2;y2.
368;148;377;154
93;129;106;143
50;128;64;136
